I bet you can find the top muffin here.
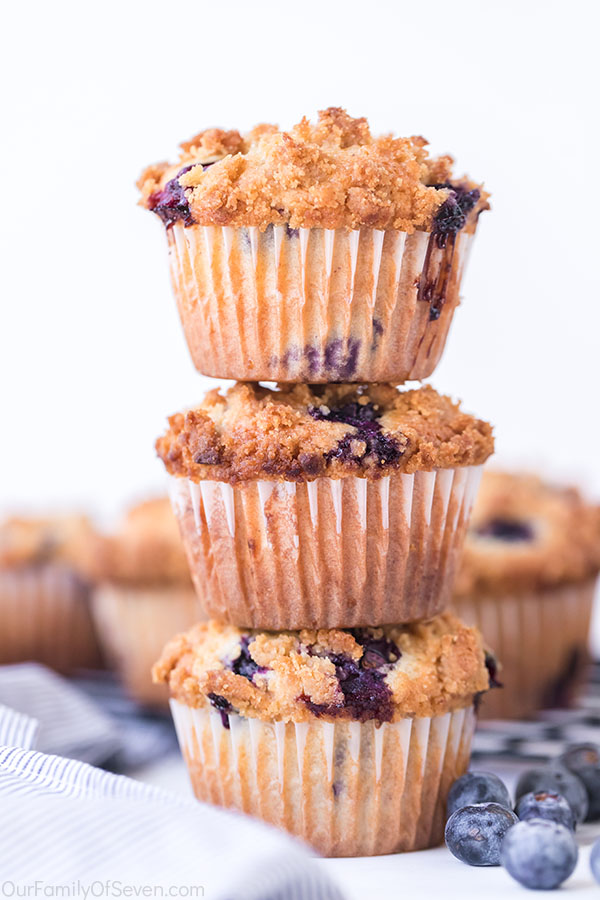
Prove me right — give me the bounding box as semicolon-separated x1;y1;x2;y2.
138;107;488;233
454;471;600;596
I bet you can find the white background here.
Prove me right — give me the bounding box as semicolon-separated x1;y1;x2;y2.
2;0;599;520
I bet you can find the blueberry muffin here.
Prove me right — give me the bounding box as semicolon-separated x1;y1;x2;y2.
90;498;200;707
138;107;488;383
158;381;494;629
154;612;490;856
0;515;102;672
453;471;600;720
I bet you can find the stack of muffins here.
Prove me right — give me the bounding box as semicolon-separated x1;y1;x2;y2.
138;108;496;856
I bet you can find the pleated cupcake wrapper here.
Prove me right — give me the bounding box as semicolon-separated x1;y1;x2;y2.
0;564;102;673
170;699;476;857
453;579;596;720
167;222;476;382
168;465;483;629
92;584;200;708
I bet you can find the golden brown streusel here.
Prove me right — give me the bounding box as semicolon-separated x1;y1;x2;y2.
138;107;489;231
0;515;94;572
454;471;600;597
153;612;489;723
88;498;191;586
156;382;494;484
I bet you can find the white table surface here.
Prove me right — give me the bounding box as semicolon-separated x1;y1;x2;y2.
133;754;600;898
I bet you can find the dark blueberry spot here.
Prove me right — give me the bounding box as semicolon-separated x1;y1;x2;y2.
208;693;232;729
445;803;517;866
485;651;502;689
285;224;299;239
372;318;384;338
148;164;199;228
226;636;268;683
447;772;512;818
324;339;343;371
194;448;221;465
432;182;481;248
308;401;403;469
476;518;535;542
515;791;575;831
337;338;360;380
332;781;342;798
350;628;401;667
304;344;321;377
300;630;400;723
298;452;324;476
501;819;578;889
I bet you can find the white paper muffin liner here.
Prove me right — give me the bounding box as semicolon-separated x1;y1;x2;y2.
0;564;102;673
170;699;476;857
168;465;483;629
92;583;200;708
167;222;476;382
453;579;596;720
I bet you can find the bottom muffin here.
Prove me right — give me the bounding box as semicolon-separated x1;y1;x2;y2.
154;613;490;856
90;498;200;707
453;471;600;720
0;515;103;672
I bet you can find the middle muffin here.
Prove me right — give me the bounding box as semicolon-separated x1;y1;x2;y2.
158;382;493;629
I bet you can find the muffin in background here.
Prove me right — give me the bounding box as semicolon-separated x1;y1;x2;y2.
154;612;490;857
0;514;103;672
138;107;488;384
90;497;199;708
158;381;493;630
453;471;600;720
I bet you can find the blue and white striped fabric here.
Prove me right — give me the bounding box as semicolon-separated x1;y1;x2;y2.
0;664;121;764
0;703;38;750
0;703;345;899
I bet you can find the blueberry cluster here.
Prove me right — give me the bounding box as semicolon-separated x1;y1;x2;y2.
445;746;600;890
308;400;403;468
301;629;401;723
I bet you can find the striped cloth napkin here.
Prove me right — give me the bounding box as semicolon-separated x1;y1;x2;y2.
0;688;345;899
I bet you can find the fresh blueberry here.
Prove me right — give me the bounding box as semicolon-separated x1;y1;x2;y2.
515;766;588;823
447;772;511;818
559;743;600;821
501;819;578;890
515;791;575;831
445;803;517;866
590;838;600;884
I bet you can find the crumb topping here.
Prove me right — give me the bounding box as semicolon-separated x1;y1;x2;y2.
153;612;490;723
454;471;600;596
138;107;488;231
0;515;94;572
156;382;494;484
88;498;192;586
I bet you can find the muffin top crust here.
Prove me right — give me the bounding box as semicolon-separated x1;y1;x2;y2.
153;612;490;724
156;382;494;485
89;498;191;586
454;471;600;597
0;515;94;572
138;107;488;233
